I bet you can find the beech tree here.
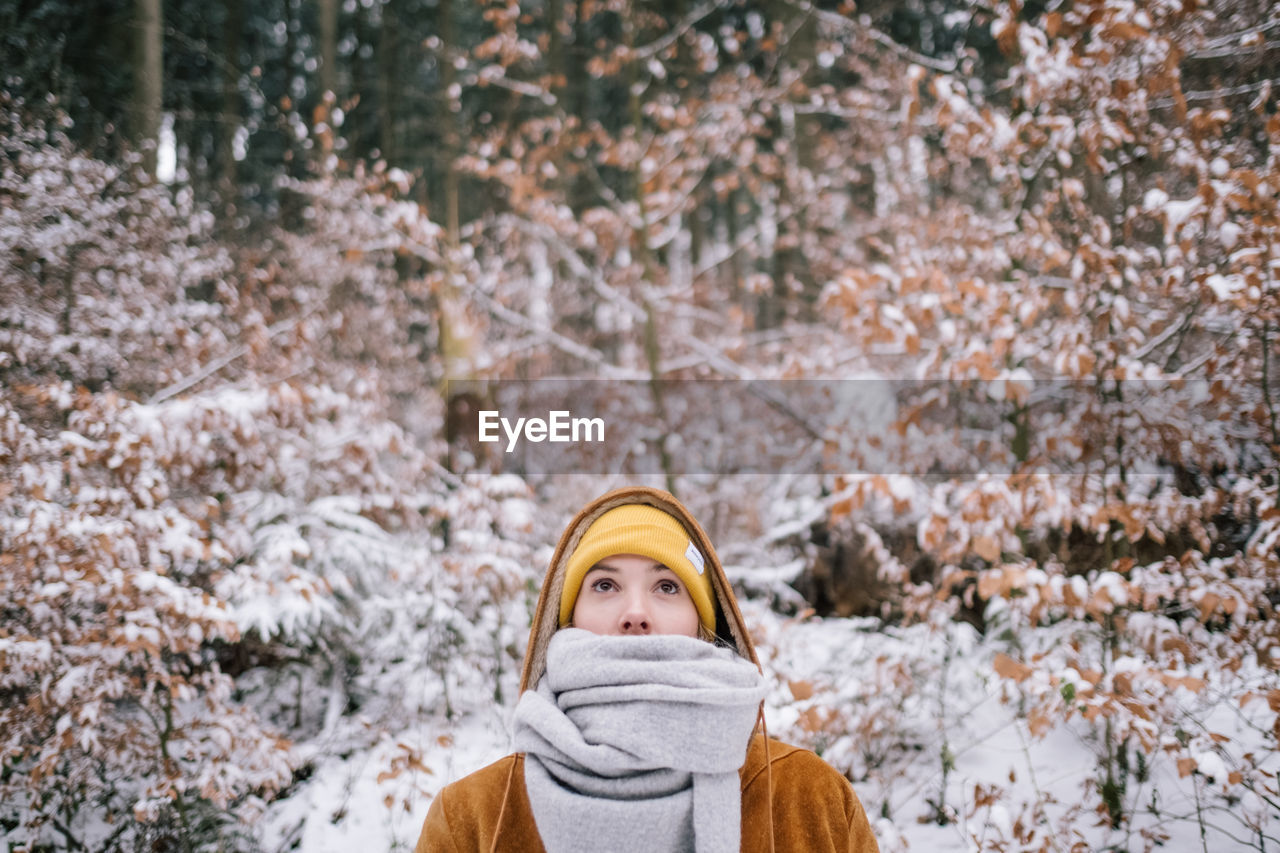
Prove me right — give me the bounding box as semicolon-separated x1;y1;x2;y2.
0;95;535;849
4;0;1279;849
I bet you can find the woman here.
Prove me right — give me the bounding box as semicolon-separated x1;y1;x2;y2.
415;485;880;852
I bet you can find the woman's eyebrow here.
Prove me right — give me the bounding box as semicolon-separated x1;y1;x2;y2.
588;560;669;572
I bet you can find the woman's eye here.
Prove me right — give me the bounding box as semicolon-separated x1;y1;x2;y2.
590;579;616;592
657;580;680;595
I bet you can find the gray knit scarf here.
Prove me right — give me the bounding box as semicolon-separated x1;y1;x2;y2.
512;628;767;853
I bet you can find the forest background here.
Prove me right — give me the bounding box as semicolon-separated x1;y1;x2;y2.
3;0;1280;850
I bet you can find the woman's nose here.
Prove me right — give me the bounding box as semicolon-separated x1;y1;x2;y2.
619;599;652;634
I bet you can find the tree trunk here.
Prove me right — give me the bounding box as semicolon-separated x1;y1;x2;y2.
132;0;163;178
769;0;819;318
219;0;244;204
317;0;339;101
439;0;460;244
377;0;399;163
625;4;676;493
277;0;307;226
547;0;564;98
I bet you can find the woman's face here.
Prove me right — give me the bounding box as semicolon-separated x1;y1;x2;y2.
571;553;700;638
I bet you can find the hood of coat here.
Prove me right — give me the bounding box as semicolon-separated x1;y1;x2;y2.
518;486;761;693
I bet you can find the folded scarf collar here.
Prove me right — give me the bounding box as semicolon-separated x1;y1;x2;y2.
512;628;767;853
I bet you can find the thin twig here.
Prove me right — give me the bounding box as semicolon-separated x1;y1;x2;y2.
1014;718;1069;853
1194;20;1280;52
1192;773;1210;853
464;285;638;379
148;309;317;405
1262;320;1279;450
629;1;723;60
1176;330;1237;377
1132;305;1197;362
1184;41;1280;61
782;0;958;73
1150;77;1280;108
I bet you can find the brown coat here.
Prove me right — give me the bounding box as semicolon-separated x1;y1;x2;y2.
415;486;881;853
416;734;879;852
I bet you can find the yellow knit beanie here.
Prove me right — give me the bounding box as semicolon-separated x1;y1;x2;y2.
559;504;717;632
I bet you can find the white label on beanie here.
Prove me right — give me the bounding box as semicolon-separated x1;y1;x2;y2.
685;541;705;574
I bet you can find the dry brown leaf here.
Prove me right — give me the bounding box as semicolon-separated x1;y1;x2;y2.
972;535;1001;563
788;680;815;702
993;653;1033;683
1027;708;1052;737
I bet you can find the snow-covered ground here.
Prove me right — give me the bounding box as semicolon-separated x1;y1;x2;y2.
259;592;1277;852
754;605;1276;853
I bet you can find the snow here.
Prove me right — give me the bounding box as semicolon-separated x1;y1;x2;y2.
6;15;1280;849
259;705;513;852
1204;273;1244;300
1163;196;1202;234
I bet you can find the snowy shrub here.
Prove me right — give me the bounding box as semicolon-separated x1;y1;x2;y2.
0;96;540;850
